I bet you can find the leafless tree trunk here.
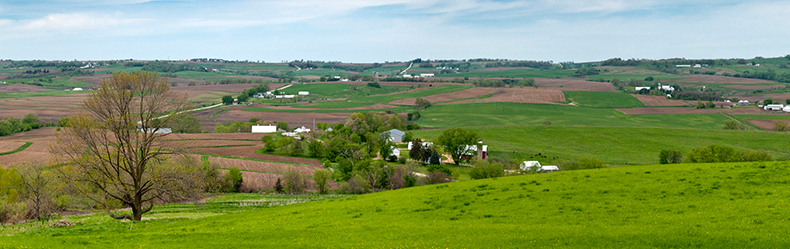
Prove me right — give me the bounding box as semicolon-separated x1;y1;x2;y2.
51;71;193;221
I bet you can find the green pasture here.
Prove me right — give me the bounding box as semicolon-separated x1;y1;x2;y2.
188;91;235;105
0;89;88;98
242;106;412;113
4;161;789;248
563;91;645;108
412;125;790;165
438;69;575;78
3;77;89;89
277;83;357;96
292;101;375;109
416;102;730;129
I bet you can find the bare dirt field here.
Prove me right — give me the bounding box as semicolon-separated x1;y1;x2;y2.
389;87;498;105
724;85;785;90
630;95;689;106
666;75;777;84
209;157;320;176
164;132;264;140
0;141;26;153
0;83;51;93
441;87;566;105
340;81;463;87
745;119;789;131
0;93;88;120
262;103;397;111
534;78;617;92
617;107;769;115
764;93;790;100
0;137;57;166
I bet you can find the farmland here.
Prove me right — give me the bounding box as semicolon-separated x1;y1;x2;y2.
4;161;790;248
3;56;790;248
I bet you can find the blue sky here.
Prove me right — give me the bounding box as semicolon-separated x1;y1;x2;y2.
1;0;789;62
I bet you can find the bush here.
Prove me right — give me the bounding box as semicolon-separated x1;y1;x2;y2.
773;121;789;132
426;164;452;175
313;169;332;194
283;167;305;194
222;167;243;192
470;160;504;179
407;111;421;121
367;82;381;88
723;120;745;130
686;145;738;163
402;132;413;143
274;178;284;193
425;171;452;184
340;175;370;194
738;150;773;162
658;149;683;164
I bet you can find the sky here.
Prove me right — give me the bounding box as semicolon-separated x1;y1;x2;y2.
1;0;789;63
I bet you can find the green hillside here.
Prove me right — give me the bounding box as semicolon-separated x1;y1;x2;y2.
4;161;789;248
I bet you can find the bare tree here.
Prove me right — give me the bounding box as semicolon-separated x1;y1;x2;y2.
12;161;56;222
51;71;194;221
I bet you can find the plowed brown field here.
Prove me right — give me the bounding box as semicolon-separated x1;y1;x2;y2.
630;95;689;106
0;84;51;93
535;78;616;92
441;87;565;105
725;85;785;90
0;141;26;153
745;119;789;131
190;145;322;167
211;109;350;128
389;87;498;105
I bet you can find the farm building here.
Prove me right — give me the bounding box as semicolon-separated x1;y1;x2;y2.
72;87;83;91
137;128;172;134
254;93;266;98
764;104;784;111
462;143;488;160
676;65;691;68
519;161;560;172
385;129;405;142
420;73;435;77
635;87;651;91
407;141;433;150
274;95;296;99
783;106;790;112
738;100;750;106
298;91;310;96
389;146;400;158
251;124;276;133
293;126;311;133
403;75;413;78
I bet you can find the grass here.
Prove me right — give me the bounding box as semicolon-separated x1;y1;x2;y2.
194;152;310;166
0;142;32;155
292;101;376;109
412;125;790;165
189;91;234;105
3;76;89;90
563;91;645;108
3;161;790;248
590;74;682;82
242;106;413;113
416;102;729;129
0;90;87;99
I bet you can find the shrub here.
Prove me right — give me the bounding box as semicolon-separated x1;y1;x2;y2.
705;101;716;109
773;121;789;132
737;150;772;162
558;157;605;171
723;120;745;130
470;160;504;179
223;167;243;192
658;149;683;164
426;164;452;175
340;175;370;194
402;132;413;143
274;178;284;193
686;145;738;163
283;167;305;194
425;171;452;184
313;169;332;194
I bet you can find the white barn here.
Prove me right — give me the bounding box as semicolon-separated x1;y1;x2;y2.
251;124;276;133
764;104;784;111
385;129;406;142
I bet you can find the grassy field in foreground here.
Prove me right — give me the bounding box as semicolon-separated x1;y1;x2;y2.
416;102;731;129
3;161;789;248
563;91;645;108
411;125;790;165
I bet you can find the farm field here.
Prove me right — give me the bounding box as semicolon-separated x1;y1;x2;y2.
618;107;768;115
4;161;789;248
631;94;689;106
438;68;576;78
534;78;617;92
563;91;644;108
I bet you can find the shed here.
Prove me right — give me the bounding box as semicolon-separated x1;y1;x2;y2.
389;146;400;158
520;161;541;171
541;166;560;172
72;87;83;91
385;129;406;142
293;126;311;133
738;100;749;106
251;124;276;133
298;91;310;96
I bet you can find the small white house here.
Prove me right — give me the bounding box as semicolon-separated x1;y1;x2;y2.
298;91;310;96
764;104;784;111
389;146;400;158
385;129;405;142
251;124;276;133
